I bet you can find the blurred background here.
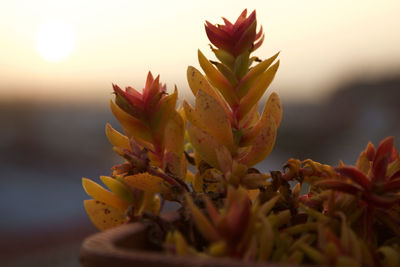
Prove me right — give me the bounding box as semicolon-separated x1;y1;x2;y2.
1;0;399;266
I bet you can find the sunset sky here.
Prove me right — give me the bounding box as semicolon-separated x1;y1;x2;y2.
1;0;400;103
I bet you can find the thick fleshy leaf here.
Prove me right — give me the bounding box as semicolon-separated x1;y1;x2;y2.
239;102;259;129
258;217;274;260
240;92;282;146
214;61;238;86
372;136;394;181
151;87;177;133
113;85;146;119
198;50;238;106
253;33;265;50
204;22;232;52
82;178;129;211
239;115;277;166
139;191;157;214
151;194;161;214
187;124;222;168
233;51;250;80
123;173;172;197
335;166;370;190
164;111;185;154
234;10;256;40
383;178;400;192
241;173;269;189
387;158;400;178
110;100;152;142
226;196;250;241
234;19;256;56
105;123;130;150
356;151;371;175
364;193;399;208
237;61;280;120
192;90;235;152
215;145;233;175
164;151;186;179
236;52;280;98
377;246;400;267
365;141;376;161
185;194;220;242
204;197;220;225
212;49;235;69
186;66;232;119
315;180;361;195
298;243;325;264
100;176;134;204
259;195;280;215
84;200;126;231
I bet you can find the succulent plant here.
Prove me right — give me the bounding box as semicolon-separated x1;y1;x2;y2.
82;9;400;266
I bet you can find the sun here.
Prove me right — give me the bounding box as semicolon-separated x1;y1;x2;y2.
36;20;76;62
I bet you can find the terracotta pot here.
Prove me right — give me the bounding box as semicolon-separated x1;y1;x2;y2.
80;214;295;267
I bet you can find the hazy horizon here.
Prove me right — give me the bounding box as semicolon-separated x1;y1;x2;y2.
1;0;400;103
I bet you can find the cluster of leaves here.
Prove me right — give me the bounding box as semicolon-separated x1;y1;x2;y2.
82;9;400;266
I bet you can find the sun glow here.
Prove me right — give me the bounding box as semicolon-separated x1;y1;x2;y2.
36;20;76;62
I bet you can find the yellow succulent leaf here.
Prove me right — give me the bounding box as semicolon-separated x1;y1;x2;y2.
84;199;127;231
139;191;156;214
186;66;231;118
123;173;172;198
197;50;238;106
184;97;233;153
259;195;281;216
349;228;362;263
110;100;152;142
151;87;178;137
237;52;280;98
241;173;269;189
193;172;203;193
193;90;235;153
212;49;235;69
356;151;371;175
247;189;259;202
262;92;282;127
187;124;221;168
105;123;130;150
298;243;325;264
151;194;161;214
82;178;129;211
237;61;280;120
240;92;281;147
239;115;277;167
387;157;400;178
164;111;185;154
377;246;400;267
172;230;195;256
258;217;274;261
164;151;186;180
185;194;220;242
100;176;134;204
215;145;233;175
336;257;360;267
239;103;259;129
209;241;228;257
